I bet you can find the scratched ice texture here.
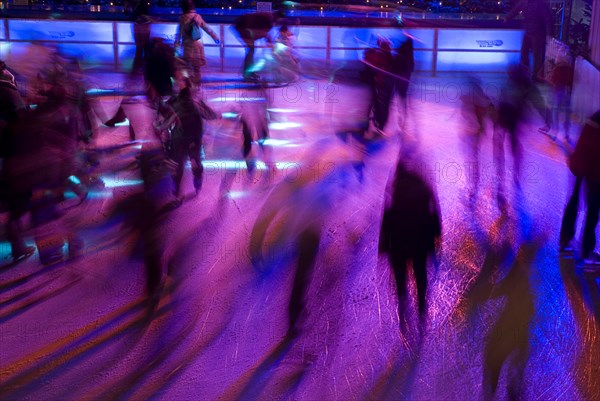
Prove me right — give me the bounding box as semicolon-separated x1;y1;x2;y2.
1;68;599;401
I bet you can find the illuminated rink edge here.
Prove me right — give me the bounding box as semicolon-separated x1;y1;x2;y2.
97;160;305;188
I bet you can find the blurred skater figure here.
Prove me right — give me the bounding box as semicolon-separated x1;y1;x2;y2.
4;85;85;265
132;1;153;74
138;145;175;310
154;78;218;198
0;60;17;89
0;60;24;139
29;85;88;264
505;0;553;82
363;36;394;136
559;175;582;255
379;156;442;320
271;25;300;83
250;139;358;337
233;10;286;80
561;110;600;266
145;37;177;108
0;60;36;263
493;64;547;202
460;75;495;199
481;240;538;401
540;53;574;141
102;142;180;313
393;34;415;132
33;52;96;144
235;84;271;175
104;2;154;129
332;51;387;179
174;0;220;87
276;24;295;49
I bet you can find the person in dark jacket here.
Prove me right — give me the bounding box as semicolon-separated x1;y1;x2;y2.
379;156;442;319
0;61;35;263
363;36;394;135
104;2;154;129
132;1;154;74
505;0;553;81
145;37;177;106
155;78;218;197
0;61;24;139
561;109;600;266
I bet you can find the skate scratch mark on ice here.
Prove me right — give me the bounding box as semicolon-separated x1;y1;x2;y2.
536;383;558;401
244;304;255;325
208;258;221;274
348;205;366;221
230;197;252;244
199;308;212;335
398;327;410;350
333;376;338;399
375;288;382;325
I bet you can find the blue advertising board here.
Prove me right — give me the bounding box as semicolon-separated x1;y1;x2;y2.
9;20;114;42
437;29;523;51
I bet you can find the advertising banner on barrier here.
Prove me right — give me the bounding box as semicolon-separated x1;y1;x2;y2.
437;29;523;51
8;20;114;42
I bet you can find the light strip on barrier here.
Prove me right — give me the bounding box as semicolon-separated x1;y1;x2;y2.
100;177;144;188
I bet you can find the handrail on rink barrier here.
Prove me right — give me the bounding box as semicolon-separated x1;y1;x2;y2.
0;18;527;75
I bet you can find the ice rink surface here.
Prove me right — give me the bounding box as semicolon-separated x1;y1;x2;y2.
1;69;599;401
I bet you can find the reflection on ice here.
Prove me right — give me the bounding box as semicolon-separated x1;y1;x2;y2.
268;121;302;130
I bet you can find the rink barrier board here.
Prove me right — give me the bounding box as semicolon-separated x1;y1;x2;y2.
571;57;600;123
0;18;527;75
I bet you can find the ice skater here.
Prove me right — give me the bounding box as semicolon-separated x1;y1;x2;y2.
174;0;220;87
460;75;495;200
249;139;358;337
393;34;415;132
560;109;600;266
379;155;442;320
493;64;547;204
363;36;394;136
154;77;218;198
232;10;286;80
505;0;553;82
